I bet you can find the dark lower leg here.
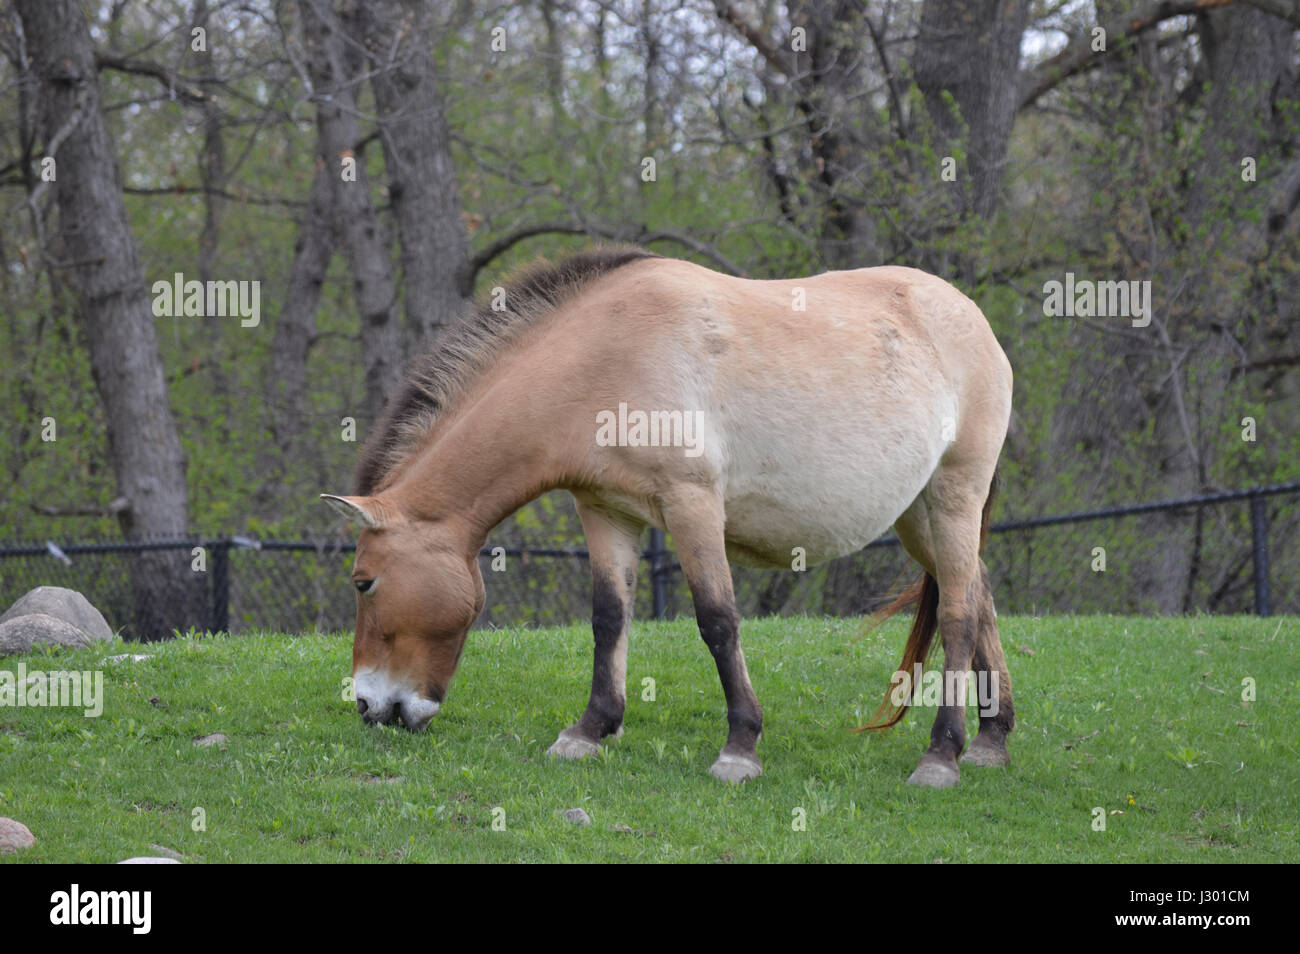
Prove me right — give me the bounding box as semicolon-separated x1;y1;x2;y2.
571;569;630;741
969;648;1013;752
909;602;977;787
661;487;763;781
965;565;1014;764
697;599;763;760
922;654;971;763
549;504;639;759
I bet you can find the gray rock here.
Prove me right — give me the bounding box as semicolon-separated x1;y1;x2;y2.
1;587;113;646
193;732;228;748
0;613;94;657
0;587;112;660
117;857;180;864
561;807;592;827
0;817;35;854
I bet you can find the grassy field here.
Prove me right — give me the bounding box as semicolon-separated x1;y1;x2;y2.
0;615;1295;863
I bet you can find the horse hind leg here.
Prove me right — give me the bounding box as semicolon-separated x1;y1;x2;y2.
903;475;991;789
961;562;1015;767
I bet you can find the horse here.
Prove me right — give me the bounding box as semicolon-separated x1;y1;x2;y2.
321;246;1015;788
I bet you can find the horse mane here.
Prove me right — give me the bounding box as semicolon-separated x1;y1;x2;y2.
354;245;659;494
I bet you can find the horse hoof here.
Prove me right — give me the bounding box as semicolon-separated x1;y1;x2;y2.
907;759;959;788
960;738;1010;767
546;730;599;760
709;752;762;783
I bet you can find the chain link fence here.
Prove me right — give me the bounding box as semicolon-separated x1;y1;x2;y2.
1;483;1296;639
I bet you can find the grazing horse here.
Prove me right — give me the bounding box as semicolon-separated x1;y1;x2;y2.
321;247;1015;788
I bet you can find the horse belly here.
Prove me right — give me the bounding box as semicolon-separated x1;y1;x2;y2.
718;395;946;568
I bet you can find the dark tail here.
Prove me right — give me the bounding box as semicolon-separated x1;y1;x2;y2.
859;470;999;731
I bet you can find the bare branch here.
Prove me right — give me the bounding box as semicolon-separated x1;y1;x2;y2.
1241;0;1300;25
1266;156;1300;239
863;12;909;143
1229;353;1300;379
460;223;587;293
637;227;751;277
712;2;794;78
93;50;212;104
31;497;129;517
1019;0;1238;110
461;220;750;293
123;183;304;208
25;81;91;269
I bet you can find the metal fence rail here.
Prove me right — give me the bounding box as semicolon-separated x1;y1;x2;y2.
1;482;1297;638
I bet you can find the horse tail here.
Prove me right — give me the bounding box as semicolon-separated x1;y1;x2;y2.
857;573;939;731
859;469;999;731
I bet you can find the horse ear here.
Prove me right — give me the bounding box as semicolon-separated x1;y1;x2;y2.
320;494;383;529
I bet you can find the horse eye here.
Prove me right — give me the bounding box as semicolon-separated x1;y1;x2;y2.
354;579;375;595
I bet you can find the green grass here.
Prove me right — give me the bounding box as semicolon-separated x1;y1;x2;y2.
1;616;1295;863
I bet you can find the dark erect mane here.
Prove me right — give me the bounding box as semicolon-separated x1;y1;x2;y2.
354;245;659;494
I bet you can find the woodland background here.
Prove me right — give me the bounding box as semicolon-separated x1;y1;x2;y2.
1;0;1298;636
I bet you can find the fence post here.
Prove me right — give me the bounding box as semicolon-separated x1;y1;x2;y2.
1250;497;1271;617
648;528;667;621
211;539;230;634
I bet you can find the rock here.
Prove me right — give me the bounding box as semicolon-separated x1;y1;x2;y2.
1;586;113;645
117;857;180;864
561;807;592;827
0;613;94;657
147;844;184;861
0;817;35;854
104;654;154;663
193;732;228;748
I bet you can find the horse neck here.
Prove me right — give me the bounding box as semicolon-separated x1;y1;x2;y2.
385;380;571;550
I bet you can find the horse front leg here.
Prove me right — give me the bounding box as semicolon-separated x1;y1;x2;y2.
547;502;642;759
662;486;763;783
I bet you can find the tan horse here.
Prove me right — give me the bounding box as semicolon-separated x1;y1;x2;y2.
321;247;1015;788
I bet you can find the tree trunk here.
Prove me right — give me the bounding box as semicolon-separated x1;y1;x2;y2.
362;0;470;347
787;0;882;269
189;0;232;435
16;0;205;640
299;0;402;427
269;162;336;455
914;0;1029;220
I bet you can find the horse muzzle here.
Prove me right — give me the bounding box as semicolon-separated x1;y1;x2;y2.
354;669;441;732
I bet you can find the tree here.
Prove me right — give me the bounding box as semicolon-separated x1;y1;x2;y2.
15;0;205;639
297;0;402;427
914;0;1030;221
716;0;884;268
363;0;470;346
269;163;337;456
